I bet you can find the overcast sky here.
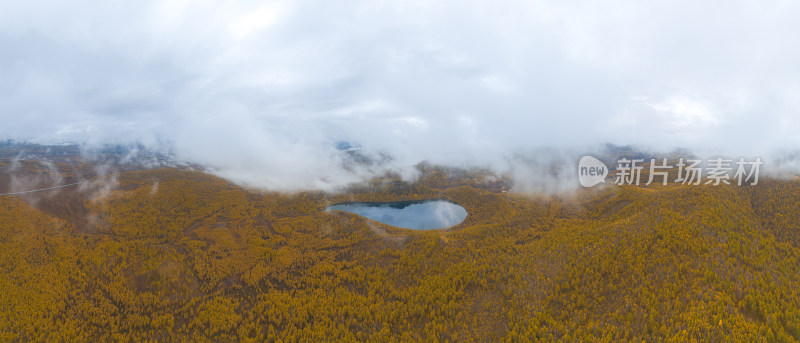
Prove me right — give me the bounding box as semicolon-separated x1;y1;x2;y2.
1;0;799;189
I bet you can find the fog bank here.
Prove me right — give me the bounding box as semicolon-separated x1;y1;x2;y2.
2;0;799;190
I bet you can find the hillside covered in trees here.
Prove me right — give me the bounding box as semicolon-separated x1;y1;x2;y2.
1;155;800;341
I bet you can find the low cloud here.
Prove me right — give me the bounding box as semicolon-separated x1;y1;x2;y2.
1;0;799;191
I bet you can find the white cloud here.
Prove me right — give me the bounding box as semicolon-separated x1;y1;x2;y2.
1;0;799;190
228;3;283;38
651;97;718;128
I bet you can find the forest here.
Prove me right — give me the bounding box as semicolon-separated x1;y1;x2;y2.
1;157;800;342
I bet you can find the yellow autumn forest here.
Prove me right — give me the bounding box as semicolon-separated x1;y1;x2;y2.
1;156;800;342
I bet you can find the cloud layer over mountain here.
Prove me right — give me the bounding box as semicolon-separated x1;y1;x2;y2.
2;0;799;189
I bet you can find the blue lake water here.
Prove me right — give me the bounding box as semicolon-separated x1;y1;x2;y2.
325;200;468;230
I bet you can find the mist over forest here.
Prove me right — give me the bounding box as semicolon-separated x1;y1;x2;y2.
2;1;799;190
3;1;800;341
